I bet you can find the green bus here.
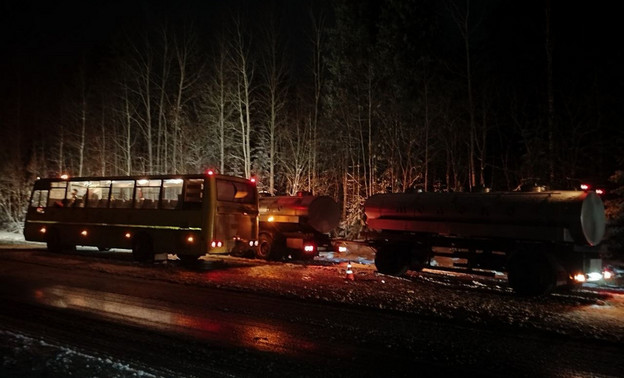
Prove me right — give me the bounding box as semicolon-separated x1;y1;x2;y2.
24;172;259;262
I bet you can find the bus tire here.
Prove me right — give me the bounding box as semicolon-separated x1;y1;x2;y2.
374;245;409;276
46;228;63;253
132;233;154;262
256;233;277;260
178;254;199;264
508;251;556;296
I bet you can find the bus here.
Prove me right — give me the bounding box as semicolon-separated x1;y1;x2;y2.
23;172;259;262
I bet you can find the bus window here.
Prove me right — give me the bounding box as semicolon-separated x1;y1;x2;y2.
111;180;134;208
86;180;111;208
135;179;162;209
67;182;88;208
162;179;183;209
48;182;67;207
31;190;48;207
182;179;203;210
185;179;203;202
217;179;256;204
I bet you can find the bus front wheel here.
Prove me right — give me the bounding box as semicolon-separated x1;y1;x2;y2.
132;233;154;262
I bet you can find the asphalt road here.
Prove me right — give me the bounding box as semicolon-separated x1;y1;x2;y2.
0;249;622;377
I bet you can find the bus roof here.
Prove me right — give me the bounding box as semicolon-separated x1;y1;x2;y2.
32;173;254;189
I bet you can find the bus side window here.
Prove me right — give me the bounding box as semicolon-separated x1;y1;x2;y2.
48;188;66;207
111;180;134;208
185;180;203;202
162;179;183;209
181;179;203;209
31;190;48;207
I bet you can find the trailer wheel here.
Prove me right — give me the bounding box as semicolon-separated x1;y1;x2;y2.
375;245;409;276
508;252;556;296
256;233;277;260
132;233;154;262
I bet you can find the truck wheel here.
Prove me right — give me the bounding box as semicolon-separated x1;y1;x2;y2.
409;244;432;272
375;246;409;276
132;233;154;262
256;233;275;260
508;252;556;296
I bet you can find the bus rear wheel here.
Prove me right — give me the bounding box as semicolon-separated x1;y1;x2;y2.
132;233;154;262
178;254;199;264
46;229;63;253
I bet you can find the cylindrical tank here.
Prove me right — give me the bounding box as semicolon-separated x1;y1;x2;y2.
364;191;605;246
259;195;341;233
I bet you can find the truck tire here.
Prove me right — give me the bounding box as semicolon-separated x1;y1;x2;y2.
507;251;556;296
375;245;409;276
257;233;280;260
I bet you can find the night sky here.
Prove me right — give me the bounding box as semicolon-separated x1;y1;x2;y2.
1;0;623;187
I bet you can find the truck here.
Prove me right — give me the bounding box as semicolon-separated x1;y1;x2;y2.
256;194;341;260
364;190;606;295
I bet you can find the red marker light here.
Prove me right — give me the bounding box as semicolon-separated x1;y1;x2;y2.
250;177;256;183
580;184;589;191
596;189;605;195
205;169;214;176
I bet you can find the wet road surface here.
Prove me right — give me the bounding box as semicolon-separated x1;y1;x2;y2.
0;248;622;377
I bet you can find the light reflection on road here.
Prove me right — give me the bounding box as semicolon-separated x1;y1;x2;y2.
33;285;321;357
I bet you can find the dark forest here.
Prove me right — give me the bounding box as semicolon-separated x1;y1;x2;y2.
1;0;623;246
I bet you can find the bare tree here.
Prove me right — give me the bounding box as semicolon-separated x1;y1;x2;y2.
169;25;202;173
279;115;311;195
448;0;485;190
308;7;326;194
230;15;255;178
258;11;289;194
123;31;155;174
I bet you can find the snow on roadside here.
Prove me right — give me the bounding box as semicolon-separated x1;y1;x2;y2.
0;231;27;243
0;329;164;377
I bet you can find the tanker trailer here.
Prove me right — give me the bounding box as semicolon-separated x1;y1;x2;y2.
257;194;341;260
364;190;606;295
